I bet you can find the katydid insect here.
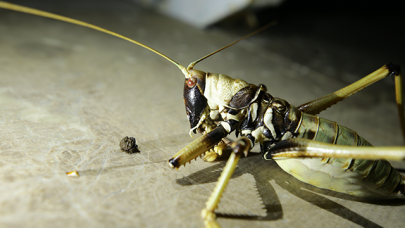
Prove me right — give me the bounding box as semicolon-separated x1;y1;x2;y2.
1;2;405;228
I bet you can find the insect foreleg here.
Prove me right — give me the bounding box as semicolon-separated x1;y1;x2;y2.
201;137;251;228
168;125;228;168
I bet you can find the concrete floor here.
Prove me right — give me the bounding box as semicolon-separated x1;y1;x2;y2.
0;1;404;228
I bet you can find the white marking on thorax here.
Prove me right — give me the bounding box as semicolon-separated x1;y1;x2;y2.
207;100;220;120
252;126;264;143
220;121;232;133
218;105;227;120
281;131;293;141
250;103;258;122
241;129;252;135
263;107;277;139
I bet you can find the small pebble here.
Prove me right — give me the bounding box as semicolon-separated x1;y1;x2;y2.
120;136;140;153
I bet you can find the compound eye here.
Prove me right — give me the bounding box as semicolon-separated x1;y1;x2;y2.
187;77;197;88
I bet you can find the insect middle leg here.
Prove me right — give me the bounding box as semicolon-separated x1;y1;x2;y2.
168;131;251;227
201;137;251;228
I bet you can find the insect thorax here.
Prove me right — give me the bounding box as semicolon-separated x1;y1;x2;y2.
197;72;302;151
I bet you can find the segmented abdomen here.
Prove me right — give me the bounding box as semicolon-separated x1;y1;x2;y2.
275;112;404;198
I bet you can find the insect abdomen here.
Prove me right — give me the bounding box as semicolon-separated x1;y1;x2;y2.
275;112;404;198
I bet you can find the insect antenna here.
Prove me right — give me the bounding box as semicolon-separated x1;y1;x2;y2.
0;1;188;75
0;1;275;78
186;21;277;72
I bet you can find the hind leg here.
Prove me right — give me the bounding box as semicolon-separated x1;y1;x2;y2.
298;64;405;141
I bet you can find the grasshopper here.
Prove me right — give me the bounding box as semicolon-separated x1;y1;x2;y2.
1;1;404;228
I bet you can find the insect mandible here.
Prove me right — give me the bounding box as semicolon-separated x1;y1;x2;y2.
1;2;405;228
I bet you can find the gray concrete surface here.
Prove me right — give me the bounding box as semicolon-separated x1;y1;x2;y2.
0;1;404;228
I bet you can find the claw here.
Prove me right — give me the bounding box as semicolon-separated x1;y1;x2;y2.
201;209;220;228
203;140;228;162
203;151;218;162
214;141;227;156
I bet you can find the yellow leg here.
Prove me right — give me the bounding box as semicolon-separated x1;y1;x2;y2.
169;126;227;168
298;63;405;142
394;69;405;142
201;138;251;228
265;138;405;161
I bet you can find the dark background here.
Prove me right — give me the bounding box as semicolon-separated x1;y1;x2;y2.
216;0;405;87
3;0;405;92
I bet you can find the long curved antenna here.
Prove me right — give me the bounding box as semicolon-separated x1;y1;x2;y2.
186;21;277;71
0;1;188;75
